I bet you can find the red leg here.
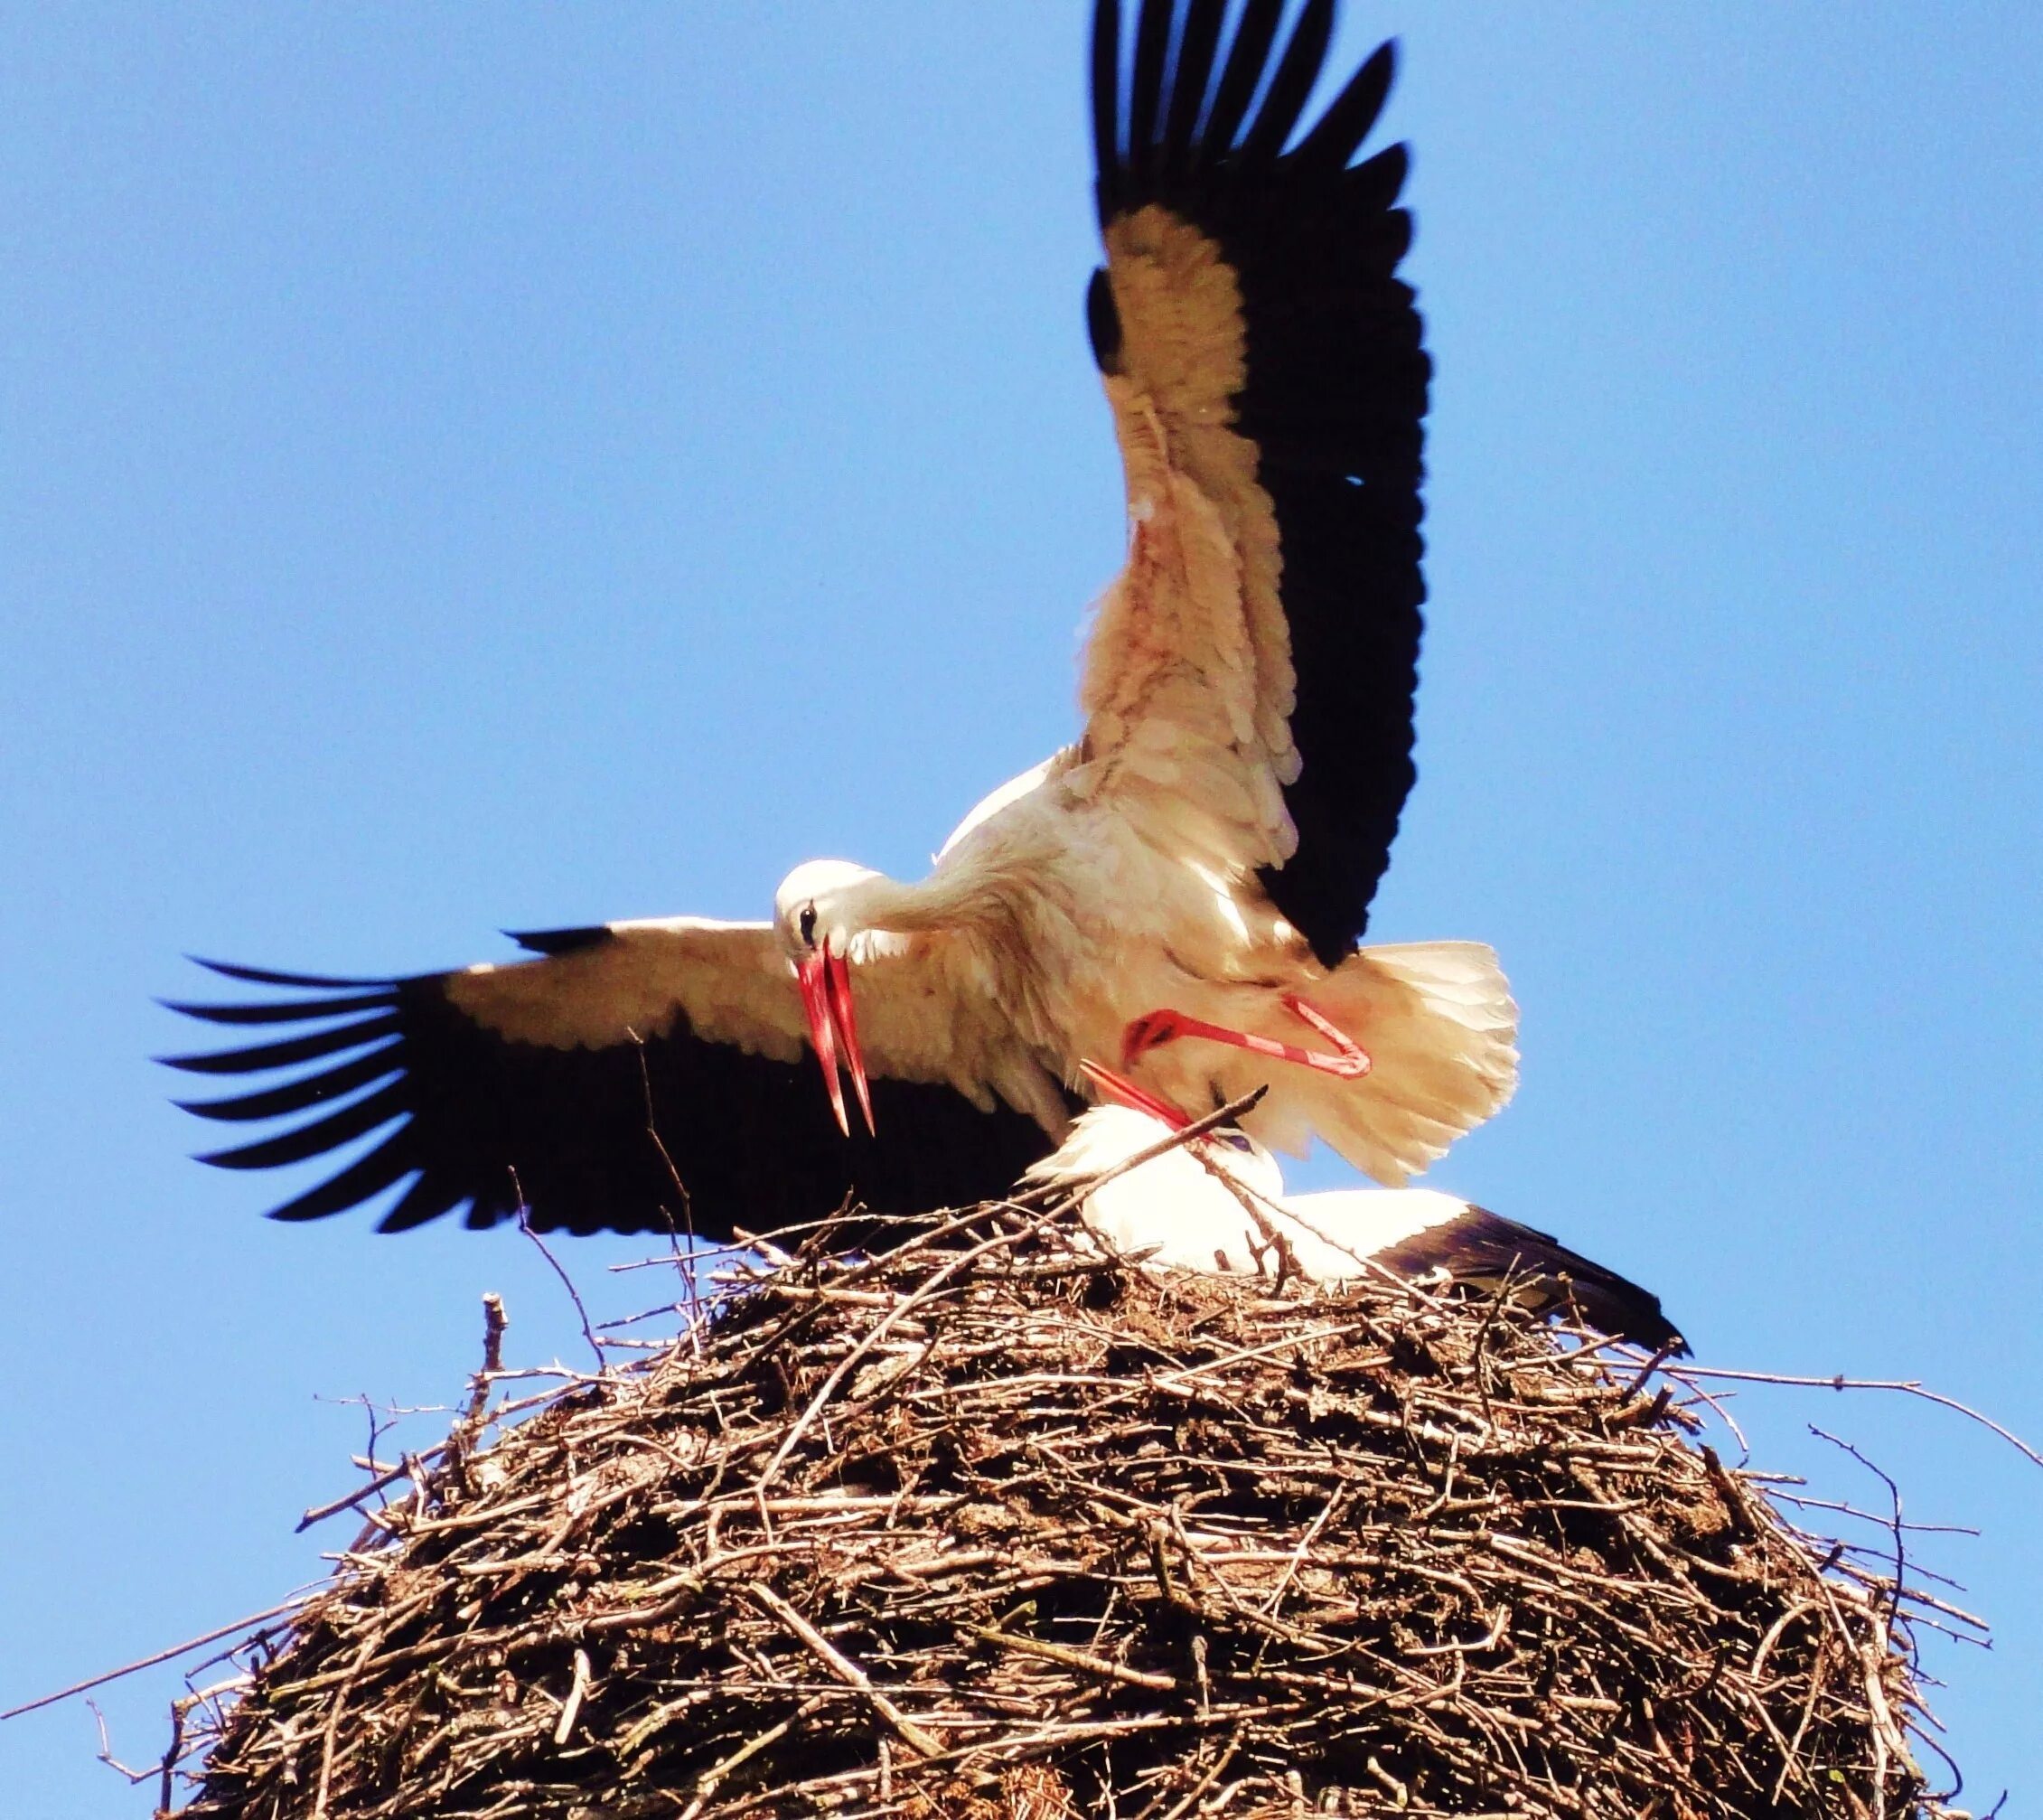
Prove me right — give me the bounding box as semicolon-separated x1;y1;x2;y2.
1120;994;1372;1080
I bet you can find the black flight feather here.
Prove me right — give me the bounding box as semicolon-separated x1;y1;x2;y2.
1195;0;1285;171
506;924;614;957
1159;0;1226;167
176;1044;403;1122
1374;1207;1689;1356
1237;0;1335;167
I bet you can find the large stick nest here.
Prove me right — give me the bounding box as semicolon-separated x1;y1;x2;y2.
173;1196;1955;1819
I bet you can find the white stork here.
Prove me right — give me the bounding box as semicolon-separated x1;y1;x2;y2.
1036;1066;1684;1355
165;0;1517;1241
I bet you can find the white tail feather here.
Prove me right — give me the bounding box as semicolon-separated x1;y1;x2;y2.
1259;941;1518;1187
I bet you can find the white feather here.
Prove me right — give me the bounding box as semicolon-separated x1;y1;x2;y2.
1027;1104;1474;1284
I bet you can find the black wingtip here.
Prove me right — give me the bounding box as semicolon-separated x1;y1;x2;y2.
159;989;392;1028
185;955;388;990
1582;1291;1689;1361
1091;0;1123;221
1291;37;1395;174
1159;0;1227;172
1534;1246;1690;1357
1379;1206;1689;1355
1238;0;1335;165
192;1079;408;1172
504;924;614;958
260;1132;415;1223
155;1012;403;1076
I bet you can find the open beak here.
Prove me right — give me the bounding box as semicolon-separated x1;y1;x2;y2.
1078;1058;1192;1130
797;939;875;1138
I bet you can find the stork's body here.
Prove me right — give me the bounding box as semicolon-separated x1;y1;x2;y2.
164;0;1519;1240
784;745;1512;1186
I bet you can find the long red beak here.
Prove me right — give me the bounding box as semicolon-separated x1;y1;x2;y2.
1078;1058;1192;1130
797;939;874;1138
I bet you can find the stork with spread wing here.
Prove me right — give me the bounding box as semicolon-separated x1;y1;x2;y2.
166;0;1516;1240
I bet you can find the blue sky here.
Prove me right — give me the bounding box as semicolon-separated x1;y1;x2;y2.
4;5;2039;1812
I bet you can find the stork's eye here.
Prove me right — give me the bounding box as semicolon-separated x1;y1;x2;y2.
798;904;818;946
1215;1130;1255;1153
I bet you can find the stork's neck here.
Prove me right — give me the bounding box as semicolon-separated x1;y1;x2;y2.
841;861;998;938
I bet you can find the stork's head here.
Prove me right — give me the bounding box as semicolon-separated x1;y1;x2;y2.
773;858;884;958
773;858;883;1139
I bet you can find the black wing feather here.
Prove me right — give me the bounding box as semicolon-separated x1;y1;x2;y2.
1374;1207;1689;1356
158;1013;403;1075
1235;0;1334;166
159;990;392;1027
197;1080;411;1172
1091;0;1124;213
1127;0;1173;181
267;1130;418;1224
175;1044;404;1123
188;957;387;990
1159;0;1226;166
1291;39;1393;174
1195;0;1284;171
1094;0;1429;963
168;954;1064;1240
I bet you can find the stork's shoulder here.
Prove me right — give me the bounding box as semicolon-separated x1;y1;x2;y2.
934;747;1082;863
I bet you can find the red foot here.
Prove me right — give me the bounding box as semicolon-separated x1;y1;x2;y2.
1120;994;1372;1080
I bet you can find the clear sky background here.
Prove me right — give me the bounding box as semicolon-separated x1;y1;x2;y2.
3;5;2038;1812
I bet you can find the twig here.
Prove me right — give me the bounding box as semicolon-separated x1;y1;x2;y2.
970;1626;1177;1692
1811;1427;1908;1628
1665;1365;2043;1471
311;1631;378;1820
513;1176;604;1371
1;1596;313;1721
1031;1084;1270;1214
464;1292;510;1424
86;1699;155;1784
634;1039;706;1327
745;1581;941;1759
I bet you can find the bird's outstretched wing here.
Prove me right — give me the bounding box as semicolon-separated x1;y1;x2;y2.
1076;0;1427;966
162;921;1064;1237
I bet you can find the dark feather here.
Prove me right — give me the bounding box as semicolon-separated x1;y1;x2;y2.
1291;40;1393;174
188;957;386;990
1127;0;1173;178
157;1012;403;1075
1091;0;1123;216
1159;0;1226;169
1237;0;1334;166
506;924;614;958
1086;267;1124;373
1195;0;1284;172
198;1080;409;1171
158;990;391;1027
176;1043;403;1122
1374;1207;1690;1356
377;1171;468;1234
267;1130;417;1224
